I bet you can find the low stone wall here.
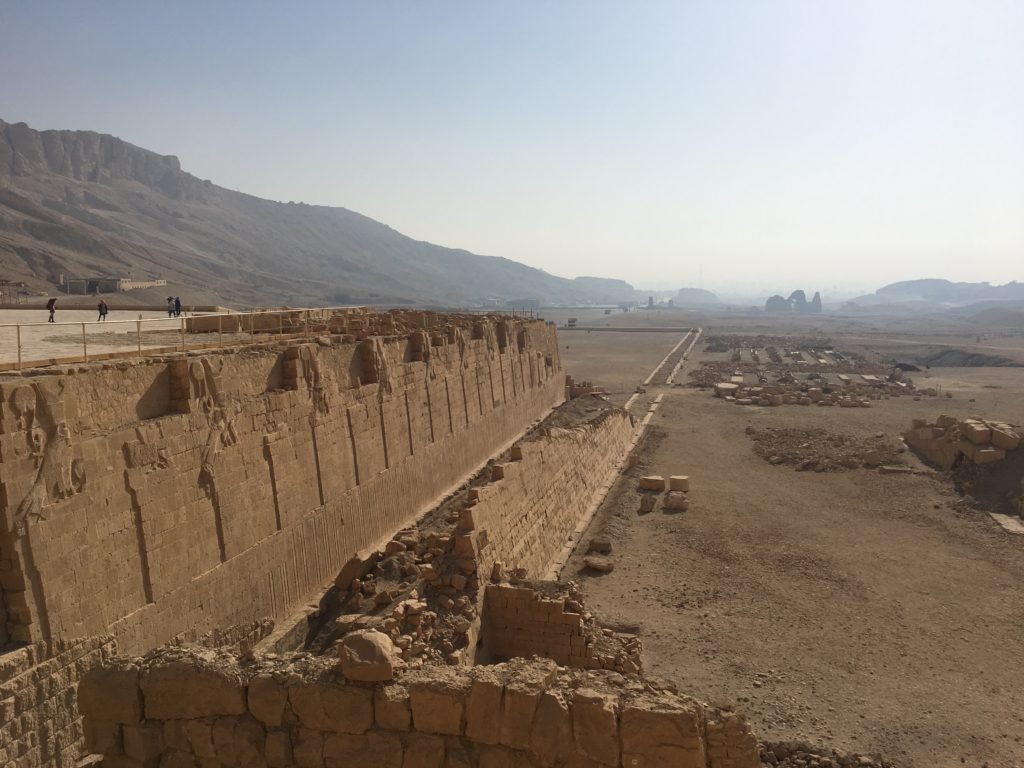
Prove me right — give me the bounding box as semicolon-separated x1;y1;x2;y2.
481;583;642;673
78;648;760;768
0;635;115;768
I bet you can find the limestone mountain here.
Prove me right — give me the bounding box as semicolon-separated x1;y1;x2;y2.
0;119;636;307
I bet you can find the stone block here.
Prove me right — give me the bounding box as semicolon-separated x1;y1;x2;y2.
620;698;705;767
122;722;163;762
289;682;374;734
266;731;293;768
668;475;690;492
338;629;402;682
529;690;573;764
409;674;469;735
141;661;246;719
572;689;619;765
991;425;1021;451
293;728;324;768
79;665;142;724
663;492;689;512
962;421;992;445
375;684;412;731
465;672;504;745
324;732;403;768
638;476;665;492
249;674;287;727
402;733;446;768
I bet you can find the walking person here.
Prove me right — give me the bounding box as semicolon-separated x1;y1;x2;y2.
46;297;57;323
167;296;175;317
97;299;108;321
174;296;182;317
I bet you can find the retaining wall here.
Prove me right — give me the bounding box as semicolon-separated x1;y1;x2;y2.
78;648;761;768
0;313;562;767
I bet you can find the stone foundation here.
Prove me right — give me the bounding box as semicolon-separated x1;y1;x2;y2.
78;647;760;768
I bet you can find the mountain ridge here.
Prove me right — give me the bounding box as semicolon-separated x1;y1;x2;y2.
0;119;636;307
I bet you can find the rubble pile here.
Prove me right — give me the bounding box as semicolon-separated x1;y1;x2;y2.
713;375;919;408
760;741;894;768
749;427;907;472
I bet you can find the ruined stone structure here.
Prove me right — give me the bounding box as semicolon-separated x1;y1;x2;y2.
0;311;563;767
78;647;759;768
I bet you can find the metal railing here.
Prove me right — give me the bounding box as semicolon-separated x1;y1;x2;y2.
0;305;357;372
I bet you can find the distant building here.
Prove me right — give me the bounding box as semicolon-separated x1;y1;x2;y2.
62;276;168;294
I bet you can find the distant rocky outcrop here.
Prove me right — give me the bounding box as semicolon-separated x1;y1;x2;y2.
675;287;720;307
765;290;822;313
0;118;636;307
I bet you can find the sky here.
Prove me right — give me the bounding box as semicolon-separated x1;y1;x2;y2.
1;0;1022;296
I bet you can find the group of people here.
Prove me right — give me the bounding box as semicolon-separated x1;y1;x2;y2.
42;295;183;323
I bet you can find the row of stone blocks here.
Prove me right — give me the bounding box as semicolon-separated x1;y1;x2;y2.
77;650;759;768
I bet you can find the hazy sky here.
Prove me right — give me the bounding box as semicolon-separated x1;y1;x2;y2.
2;1;1021;295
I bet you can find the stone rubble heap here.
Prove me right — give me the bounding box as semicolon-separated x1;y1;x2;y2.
749;427;910;474
713;375;918;408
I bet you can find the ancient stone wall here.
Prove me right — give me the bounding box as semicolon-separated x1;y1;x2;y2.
0;636;115;767
0;316;559;652
481;583;643;673
0;314;560;768
458;409;635;584
77;647;761;768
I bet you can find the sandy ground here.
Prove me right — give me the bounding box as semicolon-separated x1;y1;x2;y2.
557;329;685;404
558;315;1024;768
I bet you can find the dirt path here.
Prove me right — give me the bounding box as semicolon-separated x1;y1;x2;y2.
563;367;1024;767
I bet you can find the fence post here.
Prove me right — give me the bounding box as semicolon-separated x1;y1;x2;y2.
16;324;21;370
82;323;88;362
137;319;142;357
249;313;254;344
180;315;185;352
218;313;223;348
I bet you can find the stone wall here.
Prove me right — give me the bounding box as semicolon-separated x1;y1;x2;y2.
0;636;115;767
481;583;643;673
457;408;635;584
0;312;561;768
78;647;761;768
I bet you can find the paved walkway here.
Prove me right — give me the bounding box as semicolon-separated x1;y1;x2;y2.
0;309;195;367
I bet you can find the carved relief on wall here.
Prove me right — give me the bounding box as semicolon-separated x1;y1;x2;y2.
7;381;86;534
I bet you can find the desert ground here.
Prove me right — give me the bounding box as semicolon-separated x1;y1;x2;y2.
553;308;1024;768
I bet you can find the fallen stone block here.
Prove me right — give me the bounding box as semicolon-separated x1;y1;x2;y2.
663;492;689;512
669;475;690;492
583;555;614;574
961;420;991;445
638;476;666;491
587;537;612;555
639;494;656;514
338;630;403;682
990;425;1021;451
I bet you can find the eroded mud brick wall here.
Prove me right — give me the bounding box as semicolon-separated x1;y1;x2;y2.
78;649;761;768
0;316;560;655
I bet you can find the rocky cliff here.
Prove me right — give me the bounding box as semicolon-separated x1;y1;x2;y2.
0;119;636;307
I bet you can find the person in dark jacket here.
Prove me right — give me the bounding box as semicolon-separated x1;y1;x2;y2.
97;299;109;321
174;296;182;317
46;297;57;323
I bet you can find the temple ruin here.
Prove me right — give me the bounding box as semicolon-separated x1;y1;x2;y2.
0;309;761;768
